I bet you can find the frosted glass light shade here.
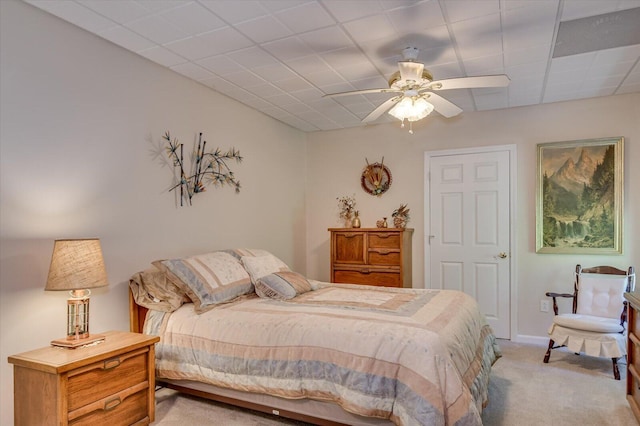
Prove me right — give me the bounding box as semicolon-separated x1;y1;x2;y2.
388;97;434;122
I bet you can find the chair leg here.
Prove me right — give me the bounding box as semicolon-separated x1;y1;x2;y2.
612;358;620;380
543;339;554;363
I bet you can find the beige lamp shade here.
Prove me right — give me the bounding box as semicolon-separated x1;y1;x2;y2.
45;239;109;291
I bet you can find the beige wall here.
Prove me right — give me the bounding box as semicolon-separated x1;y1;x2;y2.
2;0;639;424
0;1;306;423
306;92;639;343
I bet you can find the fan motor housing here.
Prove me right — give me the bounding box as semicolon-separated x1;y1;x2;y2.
388;69;433;88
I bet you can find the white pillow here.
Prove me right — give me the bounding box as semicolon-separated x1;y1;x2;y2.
153;251;252;313
241;254;290;284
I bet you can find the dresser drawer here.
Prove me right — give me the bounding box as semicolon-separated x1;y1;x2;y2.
368;232;401;249
68;347;149;411
368;248;401;265
334;268;401;287
70;385;149;426
633;333;640;372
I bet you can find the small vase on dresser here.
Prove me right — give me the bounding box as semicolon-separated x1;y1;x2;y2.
352;211;361;228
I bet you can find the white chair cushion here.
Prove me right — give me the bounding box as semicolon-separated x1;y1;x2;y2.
548;323;626;358
576;274;627;319
553;313;624;333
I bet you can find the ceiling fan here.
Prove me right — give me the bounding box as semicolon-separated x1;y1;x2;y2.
324;47;510;132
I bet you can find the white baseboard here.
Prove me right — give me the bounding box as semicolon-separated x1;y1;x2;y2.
511;334;549;346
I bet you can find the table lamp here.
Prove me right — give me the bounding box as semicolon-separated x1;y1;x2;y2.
45;238;108;348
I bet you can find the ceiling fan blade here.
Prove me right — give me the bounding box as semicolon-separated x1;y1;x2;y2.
398;61;424;82
363;96;402;123
323;88;400;98
427;75;510;91
424;93;463;118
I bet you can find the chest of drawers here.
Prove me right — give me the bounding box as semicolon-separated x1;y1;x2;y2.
625;292;640;423
8;330;160;425
329;228;413;288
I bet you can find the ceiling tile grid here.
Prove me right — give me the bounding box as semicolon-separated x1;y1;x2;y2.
24;0;640;132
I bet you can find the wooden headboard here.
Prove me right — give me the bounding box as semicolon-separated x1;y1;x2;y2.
129;288;148;334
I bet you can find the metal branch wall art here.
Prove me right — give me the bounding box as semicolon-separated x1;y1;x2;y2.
163;131;242;206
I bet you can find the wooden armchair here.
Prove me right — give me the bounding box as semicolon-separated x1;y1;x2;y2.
543;264;636;380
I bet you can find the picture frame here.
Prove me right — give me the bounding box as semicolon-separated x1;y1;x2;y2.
536;137;624;254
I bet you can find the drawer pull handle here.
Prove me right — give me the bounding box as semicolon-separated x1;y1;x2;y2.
377;234;391;238
103;358;121;370
361;269;370;274
104;396;121;411
370;249;392;255
343;234;357;238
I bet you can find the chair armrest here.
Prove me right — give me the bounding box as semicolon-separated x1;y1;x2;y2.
545;292;574;298
545;292;575;315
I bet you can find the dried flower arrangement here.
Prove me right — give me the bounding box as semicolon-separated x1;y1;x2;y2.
392;204;410;228
337;194;357;225
164;131;242;206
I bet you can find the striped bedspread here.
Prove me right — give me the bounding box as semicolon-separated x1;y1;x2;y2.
145;282;500;425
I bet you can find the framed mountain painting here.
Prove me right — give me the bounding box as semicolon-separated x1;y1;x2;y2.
536;137;624;254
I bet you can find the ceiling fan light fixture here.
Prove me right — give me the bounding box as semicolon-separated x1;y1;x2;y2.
388;97;434;122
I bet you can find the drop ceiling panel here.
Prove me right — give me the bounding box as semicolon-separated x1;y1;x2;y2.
24;0;640;133
297;27;354;53
97;25;156;52
342;15;397;45
199;0;269;24
126;14;187;45
27;0;116;33
138;46;187;67
235;15;293;43
197;55;244;75
275;2;335;33
159;2;226;36
444;0;500;23
321;0;384;22
78;0;150;24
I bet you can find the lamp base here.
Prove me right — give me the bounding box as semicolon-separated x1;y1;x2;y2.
51;333;105;349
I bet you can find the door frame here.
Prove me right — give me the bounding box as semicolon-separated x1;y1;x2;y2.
424;144;518;340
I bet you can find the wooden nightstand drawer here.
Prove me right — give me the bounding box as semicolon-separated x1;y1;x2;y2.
70;385;149;425
68;347;149;411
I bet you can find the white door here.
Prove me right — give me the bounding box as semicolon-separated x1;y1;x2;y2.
427;148;512;338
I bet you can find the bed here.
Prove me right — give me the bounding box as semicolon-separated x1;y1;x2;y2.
129;249;501;426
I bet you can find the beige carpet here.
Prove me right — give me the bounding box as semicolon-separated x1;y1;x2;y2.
154;340;636;425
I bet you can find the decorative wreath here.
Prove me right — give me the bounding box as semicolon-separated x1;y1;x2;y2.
361;161;392;196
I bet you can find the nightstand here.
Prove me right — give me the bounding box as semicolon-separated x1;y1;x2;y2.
8;330;160;425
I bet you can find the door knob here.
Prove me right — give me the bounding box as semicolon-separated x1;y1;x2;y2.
497;252;508;259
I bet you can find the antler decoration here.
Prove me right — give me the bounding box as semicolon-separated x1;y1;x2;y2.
164;131;242;206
